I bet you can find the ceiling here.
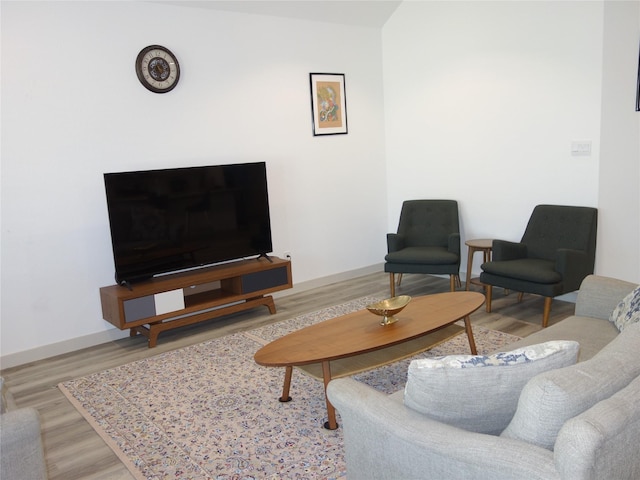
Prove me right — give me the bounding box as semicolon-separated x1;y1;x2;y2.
154;1;403;27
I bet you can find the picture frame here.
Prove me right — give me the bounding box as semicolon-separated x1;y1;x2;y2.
309;73;348;135
636;44;640;112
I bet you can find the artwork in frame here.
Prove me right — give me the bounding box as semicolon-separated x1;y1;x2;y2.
309;73;348;135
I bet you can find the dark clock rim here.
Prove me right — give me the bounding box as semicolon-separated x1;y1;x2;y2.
135;44;181;94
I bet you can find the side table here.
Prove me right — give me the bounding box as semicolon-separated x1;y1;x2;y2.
465;239;493;291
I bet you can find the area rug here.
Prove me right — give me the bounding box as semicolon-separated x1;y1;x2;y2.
59;297;520;480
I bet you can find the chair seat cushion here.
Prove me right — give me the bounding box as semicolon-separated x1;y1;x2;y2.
403;340;579;435
385;246;458;265
481;258;561;284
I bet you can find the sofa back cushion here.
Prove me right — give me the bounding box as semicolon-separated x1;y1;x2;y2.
501;322;640;450
403;340;579;435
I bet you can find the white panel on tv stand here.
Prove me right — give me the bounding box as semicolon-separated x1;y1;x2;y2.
154;289;185;315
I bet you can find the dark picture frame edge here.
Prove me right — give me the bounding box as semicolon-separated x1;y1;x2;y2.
636;41;640;112
309;73;348;136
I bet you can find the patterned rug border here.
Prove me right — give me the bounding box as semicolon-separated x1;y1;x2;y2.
58;296;521;480
58;382;150;480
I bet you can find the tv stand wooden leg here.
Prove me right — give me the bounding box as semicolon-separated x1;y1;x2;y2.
147;328;160;348
264;296;277;314
130;325;160;348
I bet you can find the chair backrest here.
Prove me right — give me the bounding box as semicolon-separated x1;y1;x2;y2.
397;200;459;247
521;204;597;263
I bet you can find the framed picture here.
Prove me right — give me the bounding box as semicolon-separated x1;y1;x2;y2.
636;44;640;112
309;73;348;135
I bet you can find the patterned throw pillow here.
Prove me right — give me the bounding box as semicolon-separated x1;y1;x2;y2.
609;286;640;331
403;341;580;435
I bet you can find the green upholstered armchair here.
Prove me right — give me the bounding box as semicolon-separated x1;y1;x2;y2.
480;204;597;327
384;200;461;296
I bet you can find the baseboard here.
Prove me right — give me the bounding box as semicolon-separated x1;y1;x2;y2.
1;329;131;370
273;262;384;298
0;263;385;370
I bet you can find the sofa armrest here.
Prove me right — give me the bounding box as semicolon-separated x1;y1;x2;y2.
1;408;48;480
327;378;559;480
575;275;638;320
554;374;640;479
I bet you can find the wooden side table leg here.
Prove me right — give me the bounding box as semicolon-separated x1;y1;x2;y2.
465;247;475;291
321;361;338;430
463;315;478;355
279;366;293;402
389;273;396;297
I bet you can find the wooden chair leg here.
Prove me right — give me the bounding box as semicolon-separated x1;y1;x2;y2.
517;292;524;302
389;273;396;297
485;285;492;312
396;273;403;286
449;275;455;292
542;297;552;328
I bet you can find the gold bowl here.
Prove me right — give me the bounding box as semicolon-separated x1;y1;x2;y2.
366;295;412;326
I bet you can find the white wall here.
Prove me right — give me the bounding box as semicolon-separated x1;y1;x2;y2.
2;1;639;368
0;1;388;364
383;0;603;275
597;0;640;280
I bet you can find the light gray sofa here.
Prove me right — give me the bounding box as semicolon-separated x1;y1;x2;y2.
1;377;48;480
327;275;640;480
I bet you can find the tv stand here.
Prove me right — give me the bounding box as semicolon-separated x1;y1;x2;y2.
100;257;292;347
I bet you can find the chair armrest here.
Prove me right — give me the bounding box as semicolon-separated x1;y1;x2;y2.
492;240;527;261
448;232;461;255
575;275;638;320
1;408;48;480
555;249;592;292
327;378;559;480
386;233;405;253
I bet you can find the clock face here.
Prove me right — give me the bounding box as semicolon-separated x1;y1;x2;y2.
135;45;180;93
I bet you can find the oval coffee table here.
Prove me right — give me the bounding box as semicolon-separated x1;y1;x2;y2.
254;291;485;429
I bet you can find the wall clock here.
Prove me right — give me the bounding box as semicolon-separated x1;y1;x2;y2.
135;45;180;94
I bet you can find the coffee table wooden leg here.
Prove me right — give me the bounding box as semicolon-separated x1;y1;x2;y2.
279;366;293;402
463;315;478;355
321;360;339;430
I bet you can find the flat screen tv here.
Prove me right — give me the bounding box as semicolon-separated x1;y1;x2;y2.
104;162;273;285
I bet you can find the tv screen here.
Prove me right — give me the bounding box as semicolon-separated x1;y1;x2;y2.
104;162;273;285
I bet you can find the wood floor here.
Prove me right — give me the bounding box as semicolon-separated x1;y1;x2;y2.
0;271;575;480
